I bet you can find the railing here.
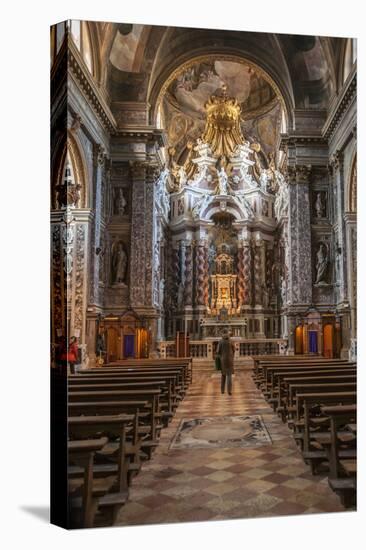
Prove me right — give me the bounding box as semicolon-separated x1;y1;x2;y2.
157;338;288;361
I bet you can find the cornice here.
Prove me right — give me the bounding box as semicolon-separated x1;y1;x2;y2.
114;127;167;147
322;67;357;141
67;39;117;135
279;133;327;151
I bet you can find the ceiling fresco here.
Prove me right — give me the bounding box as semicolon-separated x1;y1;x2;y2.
161;59;282;158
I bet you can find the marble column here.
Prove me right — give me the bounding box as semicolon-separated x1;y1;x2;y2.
287;165;312;306
330;151;347;305
253;239;264;306
89;144;105;307
184;241;193;307
195;239;208;307
238;239;252;307
129;162;158;309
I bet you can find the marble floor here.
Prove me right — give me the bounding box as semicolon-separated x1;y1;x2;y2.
116;367;346;527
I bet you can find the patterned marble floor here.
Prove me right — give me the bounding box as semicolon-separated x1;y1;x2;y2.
116;367;346;526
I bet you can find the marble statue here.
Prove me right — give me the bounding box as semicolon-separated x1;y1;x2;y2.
111;242;127;284
216;167;230;195
274;172;289;220
178;166;187;188
315;243;329;284
314;192;324;218
192;193;211;220
114;187;126;216
280;276;287;304
234;193;254;219
194;138;212;158
156;168;170;216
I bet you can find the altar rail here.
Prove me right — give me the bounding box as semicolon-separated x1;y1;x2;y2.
157;338;288;361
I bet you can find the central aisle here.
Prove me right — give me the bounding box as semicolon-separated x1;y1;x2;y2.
116;366;344;526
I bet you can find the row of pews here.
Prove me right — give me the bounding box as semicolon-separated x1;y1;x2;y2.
252;354;357;508
67;358;192;528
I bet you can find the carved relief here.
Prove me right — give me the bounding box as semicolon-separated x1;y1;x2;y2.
74;224;86;331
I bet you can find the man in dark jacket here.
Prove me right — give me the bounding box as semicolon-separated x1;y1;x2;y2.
217;329;235;395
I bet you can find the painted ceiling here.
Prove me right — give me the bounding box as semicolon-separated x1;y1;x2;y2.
161;59;282;158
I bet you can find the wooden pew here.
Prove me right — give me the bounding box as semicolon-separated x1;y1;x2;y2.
296;391;356;457
68;437;109;528
277;376;357;427
253;357;351;382
272;369;356;412
320;405;357;508
85;363;192;387
69;389;161;445
263;365;355;400
69;379;177;424
69;372;183;416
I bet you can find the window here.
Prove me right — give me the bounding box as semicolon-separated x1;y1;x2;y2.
63;154;75;187
69;20;94;75
343;38;357;83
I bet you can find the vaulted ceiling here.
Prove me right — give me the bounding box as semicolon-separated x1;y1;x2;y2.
86;21;351;132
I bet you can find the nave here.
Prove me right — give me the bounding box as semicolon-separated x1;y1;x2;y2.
115;366;345;526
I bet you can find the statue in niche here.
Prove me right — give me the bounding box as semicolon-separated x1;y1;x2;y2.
274;172;289;220
113;187;127;216
315;243;329;285
216;166;230;195
111;241;127;285
314;192;325;218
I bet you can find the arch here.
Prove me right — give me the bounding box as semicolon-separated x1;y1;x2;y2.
148;52;293;132
200;197;249;222
51;131;89;210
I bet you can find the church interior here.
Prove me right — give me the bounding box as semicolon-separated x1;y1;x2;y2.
50;21;357;528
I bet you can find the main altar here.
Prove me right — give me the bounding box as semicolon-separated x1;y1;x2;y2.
152;84;290;348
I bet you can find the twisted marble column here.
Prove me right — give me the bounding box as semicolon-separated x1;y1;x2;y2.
184;242;193;306
254;240;263;306
203;245;209;306
195;241;208;306
237;245;245;307
171;245;180;309
243;241;253;306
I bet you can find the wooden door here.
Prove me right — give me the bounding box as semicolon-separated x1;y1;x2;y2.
295;325;304;354
106;327;119;362
323;323;334;358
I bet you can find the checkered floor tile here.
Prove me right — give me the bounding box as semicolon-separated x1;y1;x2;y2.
116;367;348;526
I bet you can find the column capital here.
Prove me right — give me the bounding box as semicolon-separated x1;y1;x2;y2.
329;149;344;171
287;164;312;184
